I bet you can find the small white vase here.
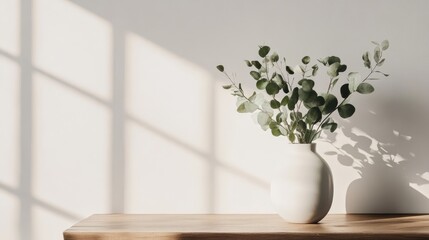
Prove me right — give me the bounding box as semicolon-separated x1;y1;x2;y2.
270;143;333;223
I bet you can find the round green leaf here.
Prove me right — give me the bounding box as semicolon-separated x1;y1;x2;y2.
298;88;309;101
276;112;283;123
340;84;351;98
327;62;340;77
338;64;347;72
348;72;361;92
362;51;371;69
297;120;307;132
330;123;338;132
237;102;246;113
312;64;319;76
288;132;296;143
266;82;280;95
257;112;270;126
282;83;289;94
307;107;322;124
245;60;252;67
288;87;299;110
216;65;224;72
272;74;283;86
271;127;281;137
381;40;389;51
357;83;375;94
281;95;289;106
251;60;262;69
259;46;270;58
256;79;268;90
299;79;315;92
222;85;232;89
374;46;381;63
318;57;329;66
245;102;258;112
321;94;338;115
315;96;325;106
286;66;295;75
299;89;317;103
338;104;356;118
304;95;324;108
237;102;258;113
270;52;279;62
327;56;341;65
250;71;261;80
302;56;311;64
269;121;278;129
270;99;281;109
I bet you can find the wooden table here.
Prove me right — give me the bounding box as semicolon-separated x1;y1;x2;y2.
63;214;429;240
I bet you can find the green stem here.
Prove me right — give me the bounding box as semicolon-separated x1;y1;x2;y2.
327;77;333;94
302;65;307;78
362;64;378;83
223;72;239;89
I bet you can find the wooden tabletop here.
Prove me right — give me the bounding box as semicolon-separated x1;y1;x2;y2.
63;214;429;240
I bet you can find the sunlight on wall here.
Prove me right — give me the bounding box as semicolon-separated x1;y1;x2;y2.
0;0;20;56
412;171;429;198
410;181;429;199
0;54;20;240
124;33;211;212
33;0;112;100
125;32;211;152
0;56;20;188
33;72;110;216
126;122;210;213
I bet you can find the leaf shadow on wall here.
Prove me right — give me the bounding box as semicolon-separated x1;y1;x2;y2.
325;96;429;213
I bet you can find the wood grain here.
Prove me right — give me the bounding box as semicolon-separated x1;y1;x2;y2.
64;214;429;240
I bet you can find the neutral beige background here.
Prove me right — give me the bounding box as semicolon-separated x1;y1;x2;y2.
1;0;429;239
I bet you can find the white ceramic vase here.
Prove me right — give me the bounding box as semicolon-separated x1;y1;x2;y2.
270;143;333;223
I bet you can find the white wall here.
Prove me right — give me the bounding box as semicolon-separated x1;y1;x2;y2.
1;0;429;239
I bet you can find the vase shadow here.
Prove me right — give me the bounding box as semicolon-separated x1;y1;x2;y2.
324;96;429;213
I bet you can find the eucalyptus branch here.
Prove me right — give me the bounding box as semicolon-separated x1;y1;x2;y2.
222;72;239;89
217;40;390;143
